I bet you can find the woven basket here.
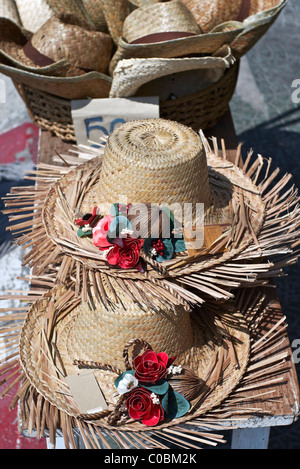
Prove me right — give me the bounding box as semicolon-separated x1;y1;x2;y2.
13;61;239;143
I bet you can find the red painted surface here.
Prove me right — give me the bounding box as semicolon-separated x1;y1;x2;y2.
0;123;46;449
0;384;47;449
0;123;39;165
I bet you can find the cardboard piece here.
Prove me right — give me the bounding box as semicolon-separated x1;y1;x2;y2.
71;96;159;147
65;370;108;414
184;224;230;257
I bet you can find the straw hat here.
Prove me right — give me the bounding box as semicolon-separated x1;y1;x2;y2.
0;14;113;77
109;0;243;75
19;280;250;429
109;45;235;99
21;117;298;309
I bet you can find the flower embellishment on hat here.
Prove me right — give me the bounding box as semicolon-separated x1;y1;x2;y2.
114;349;190;427
75;206;100;238
74;203;186;273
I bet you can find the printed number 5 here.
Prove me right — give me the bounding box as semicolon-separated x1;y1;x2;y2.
85;117;126;147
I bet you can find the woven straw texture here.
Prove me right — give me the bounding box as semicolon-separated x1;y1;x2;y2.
0;0;286;141
82;0;108;32
0;275;294;448
14;0;93;33
0;15;113;76
14;0;53;33
99;0;132;44
19;282;250;429
181;0;244;33
181;0;284;32
122;0;202;43
94;119;212;216
129;0;160;6
9;69;112;99
0;0;22;28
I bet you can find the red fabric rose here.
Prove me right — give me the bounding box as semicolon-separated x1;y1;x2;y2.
76;207;98;227
134;349;176;384
126;387;164;426
106;237;144;269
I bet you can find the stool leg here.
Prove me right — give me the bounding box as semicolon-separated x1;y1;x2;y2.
231;427;270;449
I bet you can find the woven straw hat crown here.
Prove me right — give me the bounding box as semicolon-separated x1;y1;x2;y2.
122;0;202;43
92;119;212;223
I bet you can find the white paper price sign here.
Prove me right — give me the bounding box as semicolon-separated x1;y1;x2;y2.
71;96;160;147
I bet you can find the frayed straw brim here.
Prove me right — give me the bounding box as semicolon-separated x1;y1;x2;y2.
3;131;300;309
0;285;293;448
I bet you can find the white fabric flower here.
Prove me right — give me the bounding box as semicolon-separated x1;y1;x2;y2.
166;365;182;376
82;224;92;232
116;373;139;395
149;247;157;257
120;228;134;236
150;393;160;405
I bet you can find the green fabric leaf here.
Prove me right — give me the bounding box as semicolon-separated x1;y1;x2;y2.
173;237;186;253
162;388;190;420
141;379;169;395
77;227;92;238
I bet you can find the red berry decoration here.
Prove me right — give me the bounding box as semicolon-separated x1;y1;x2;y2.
152;239;164;256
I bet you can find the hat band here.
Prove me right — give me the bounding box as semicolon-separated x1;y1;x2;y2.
23;39;55;67
130;31;197;45
236;0;251;22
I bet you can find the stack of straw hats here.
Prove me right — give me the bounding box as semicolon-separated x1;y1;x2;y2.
0;0;297;451
1;117;300;448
